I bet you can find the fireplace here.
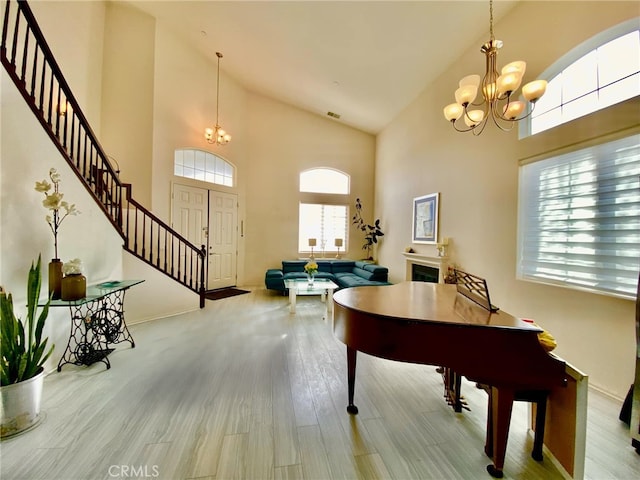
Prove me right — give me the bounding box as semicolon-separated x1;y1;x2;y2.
402;252;448;283
412;263;439;283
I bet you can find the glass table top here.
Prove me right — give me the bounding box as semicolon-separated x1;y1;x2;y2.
45;279;145;307
284;278;339;296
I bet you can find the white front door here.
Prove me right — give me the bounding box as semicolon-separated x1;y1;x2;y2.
207;191;238;289
171;184;238;290
172;182;208;251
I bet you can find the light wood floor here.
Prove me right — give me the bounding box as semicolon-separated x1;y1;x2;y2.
1;287;638;480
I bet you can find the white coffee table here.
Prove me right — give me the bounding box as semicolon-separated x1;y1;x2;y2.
284;278;339;315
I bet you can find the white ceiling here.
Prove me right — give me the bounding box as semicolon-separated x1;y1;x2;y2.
126;0;519;134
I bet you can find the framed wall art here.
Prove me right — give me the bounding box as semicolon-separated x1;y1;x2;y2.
412;193;439;243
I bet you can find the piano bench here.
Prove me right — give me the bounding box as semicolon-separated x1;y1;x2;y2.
482;385;549;462
442;371;548;461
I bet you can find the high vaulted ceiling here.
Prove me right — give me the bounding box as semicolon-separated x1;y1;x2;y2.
126;0;519;134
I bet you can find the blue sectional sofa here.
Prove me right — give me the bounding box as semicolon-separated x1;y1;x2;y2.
265;259;390;293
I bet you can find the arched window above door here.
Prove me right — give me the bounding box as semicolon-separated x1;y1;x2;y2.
174;148;235;187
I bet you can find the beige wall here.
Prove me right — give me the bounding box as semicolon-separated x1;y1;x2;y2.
375;1;640;399
149;18;248;223
101;0;155;205
244;93;376;285
30;0;107;132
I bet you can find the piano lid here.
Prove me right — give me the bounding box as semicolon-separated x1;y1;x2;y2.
333;281;542;331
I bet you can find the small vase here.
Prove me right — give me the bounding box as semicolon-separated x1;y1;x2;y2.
61;273;86;301
307;273;315;287
48;259;63;300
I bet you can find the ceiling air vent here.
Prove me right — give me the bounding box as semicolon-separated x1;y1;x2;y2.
327;111;341;119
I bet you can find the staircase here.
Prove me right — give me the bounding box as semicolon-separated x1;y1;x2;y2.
1;0;207;307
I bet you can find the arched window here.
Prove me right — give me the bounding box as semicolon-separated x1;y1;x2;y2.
299;168;350;254
174;148;235;187
300;168;350;194
524;20;639;137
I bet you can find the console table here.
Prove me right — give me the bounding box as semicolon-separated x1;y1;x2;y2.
46;280;144;371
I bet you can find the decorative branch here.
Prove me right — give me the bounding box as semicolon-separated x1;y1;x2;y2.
35;168;79;259
351;198;384;260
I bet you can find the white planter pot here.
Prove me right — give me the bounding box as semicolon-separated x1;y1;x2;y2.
0;368;45;438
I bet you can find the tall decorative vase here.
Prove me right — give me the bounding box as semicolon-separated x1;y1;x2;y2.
48;259;63;300
61;273;86;301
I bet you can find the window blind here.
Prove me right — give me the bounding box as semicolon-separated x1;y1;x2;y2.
298;203;348;253
518;134;640;298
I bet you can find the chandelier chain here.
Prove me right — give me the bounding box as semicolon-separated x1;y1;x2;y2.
216;52;221;126
489;0;494;41
204;51;231;145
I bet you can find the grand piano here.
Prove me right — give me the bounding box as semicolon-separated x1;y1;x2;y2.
332;281;567;478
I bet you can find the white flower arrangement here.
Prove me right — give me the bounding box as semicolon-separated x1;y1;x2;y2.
35;168;80;259
62;258;83;276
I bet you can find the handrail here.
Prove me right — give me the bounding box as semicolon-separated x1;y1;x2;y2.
1;0;207;308
1;0;120;226
122;184;206;299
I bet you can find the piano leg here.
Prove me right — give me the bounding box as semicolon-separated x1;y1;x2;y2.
346;346;359;414
485;390;494;458
531;394;547;461
486;386;515;479
453;371;462;412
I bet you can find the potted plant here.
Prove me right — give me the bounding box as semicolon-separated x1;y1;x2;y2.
1;255;54;437
351;198;384;260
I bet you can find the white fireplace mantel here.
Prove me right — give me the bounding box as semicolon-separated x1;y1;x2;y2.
402;252;449;283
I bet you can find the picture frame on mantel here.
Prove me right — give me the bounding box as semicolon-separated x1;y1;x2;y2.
412;193;439;244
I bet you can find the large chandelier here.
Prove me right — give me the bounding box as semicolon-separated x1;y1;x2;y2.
443;0;547;135
204;52;231;145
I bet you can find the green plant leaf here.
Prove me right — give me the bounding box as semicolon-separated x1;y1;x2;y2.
16;355;28;383
16;320;26;354
40;340;54;367
0;256;52;384
1;291;16;342
26;256;42;347
34;301;50;346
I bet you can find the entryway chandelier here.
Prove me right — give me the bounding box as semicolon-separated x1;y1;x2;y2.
443;0;547;135
204;52;231;145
